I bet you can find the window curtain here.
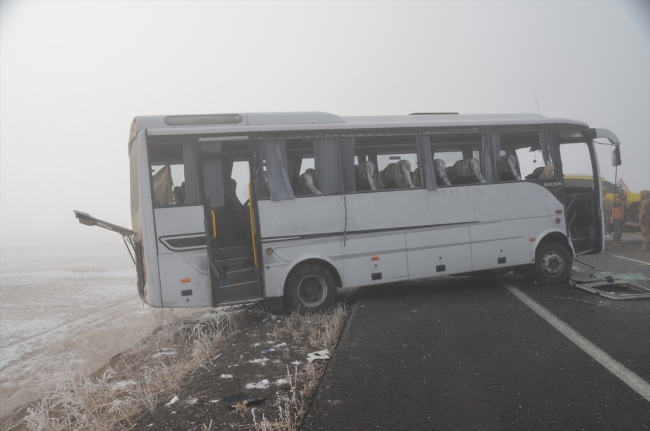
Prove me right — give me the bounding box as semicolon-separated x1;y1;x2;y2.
416;135;437;190
481;132;500;183
539;130;552;164
313;138;343;194
152;165;174;206
182;143;200;204
222;159;234;186
258;139;295;201
201;142;224;207
340;137;356;192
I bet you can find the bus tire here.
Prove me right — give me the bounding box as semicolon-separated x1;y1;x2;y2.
534;243;572;285
284;264;336;314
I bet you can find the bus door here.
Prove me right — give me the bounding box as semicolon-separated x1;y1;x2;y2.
558;140;603;254
199;152;263;305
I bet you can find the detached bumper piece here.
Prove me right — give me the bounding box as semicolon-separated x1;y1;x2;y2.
569;271;650;300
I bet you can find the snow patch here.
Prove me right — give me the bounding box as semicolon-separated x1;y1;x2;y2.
246;379;269;389
220;374;233;379
152;348;177;359
111;380;136;390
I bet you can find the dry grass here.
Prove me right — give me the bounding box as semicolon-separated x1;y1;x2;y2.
15;307;244;431
251;305;348;431
5;303;348;431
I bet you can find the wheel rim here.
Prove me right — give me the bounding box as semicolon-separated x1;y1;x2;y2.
540;251;565;277
297;275;327;307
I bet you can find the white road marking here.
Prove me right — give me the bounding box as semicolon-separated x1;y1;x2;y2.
501;282;650;402
612;255;650;265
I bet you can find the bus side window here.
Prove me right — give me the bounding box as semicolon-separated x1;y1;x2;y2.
353;135;421;191
149;145;190;207
429;133;484;185
501;131;554;181
431;151;463;186
286;138;343;197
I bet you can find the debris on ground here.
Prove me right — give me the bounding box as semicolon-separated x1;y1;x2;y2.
245;379;270;390
572;266;649;282
222;393;265;407
307;349;331;363
165;395;179;407
569;270;650;300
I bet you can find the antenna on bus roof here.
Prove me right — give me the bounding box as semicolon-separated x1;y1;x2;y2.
531;85;541;114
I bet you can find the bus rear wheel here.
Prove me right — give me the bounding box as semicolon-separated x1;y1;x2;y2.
284;264;336;314
534;243;572;285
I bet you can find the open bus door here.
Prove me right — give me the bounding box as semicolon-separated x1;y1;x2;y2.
199;151;264;305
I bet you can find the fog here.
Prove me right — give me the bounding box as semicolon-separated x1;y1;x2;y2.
1;1;648;245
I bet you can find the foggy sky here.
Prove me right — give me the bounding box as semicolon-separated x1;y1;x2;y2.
1;1;648;246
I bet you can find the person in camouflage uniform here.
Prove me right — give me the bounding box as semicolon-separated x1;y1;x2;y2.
612;190;628;246
638;190;650;252
602;188;613;234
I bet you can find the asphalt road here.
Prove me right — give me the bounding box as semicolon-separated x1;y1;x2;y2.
303;245;650;431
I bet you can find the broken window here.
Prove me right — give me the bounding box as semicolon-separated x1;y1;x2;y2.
428;133;484;186
351;135;422;191
149;144;198;207
255;139;295;201
284;138;343;197
499;131;554;181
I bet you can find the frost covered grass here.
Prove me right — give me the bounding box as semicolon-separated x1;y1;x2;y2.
13;307;244;431
250;305;348;431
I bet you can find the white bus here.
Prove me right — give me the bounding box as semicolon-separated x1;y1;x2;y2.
76;111;622;312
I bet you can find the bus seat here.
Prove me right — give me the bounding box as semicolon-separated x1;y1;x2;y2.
356;161;378;190
433;159;452;186
374;169;387;189
498;155;521;181
445;166;456;185
299;170;323;195
225;179;242;207
467;158;486;183
525;166;545;180
173;182;185;204
451;158;485;184
413;168;422;187
380;160;414;188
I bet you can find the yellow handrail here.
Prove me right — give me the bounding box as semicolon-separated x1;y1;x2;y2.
248;182;259;268
211;210;217;239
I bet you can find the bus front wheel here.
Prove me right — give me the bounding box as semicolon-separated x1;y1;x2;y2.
534;243;572;285
284;264;336;314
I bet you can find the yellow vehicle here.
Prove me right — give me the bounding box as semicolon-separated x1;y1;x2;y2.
564;175;641;222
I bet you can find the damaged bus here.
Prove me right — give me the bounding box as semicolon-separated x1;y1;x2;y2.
75;112;622;312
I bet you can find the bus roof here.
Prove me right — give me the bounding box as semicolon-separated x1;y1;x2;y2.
130;111;590;147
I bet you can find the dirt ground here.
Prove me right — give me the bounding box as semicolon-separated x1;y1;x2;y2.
125;307;341;431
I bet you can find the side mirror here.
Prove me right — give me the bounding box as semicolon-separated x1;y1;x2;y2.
611;145;622;167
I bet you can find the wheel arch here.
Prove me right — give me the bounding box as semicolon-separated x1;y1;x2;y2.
282;256;342;294
536;230;573;257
